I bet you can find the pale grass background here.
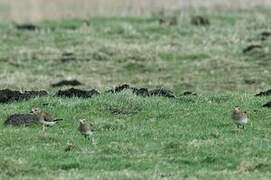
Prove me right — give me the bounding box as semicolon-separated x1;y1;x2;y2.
0;0;270;21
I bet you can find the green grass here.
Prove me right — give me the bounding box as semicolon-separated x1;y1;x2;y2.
0;10;271;93
1;8;271;179
1;93;271;179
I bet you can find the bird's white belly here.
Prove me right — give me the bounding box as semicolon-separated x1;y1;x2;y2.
239;117;248;124
86;131;93;136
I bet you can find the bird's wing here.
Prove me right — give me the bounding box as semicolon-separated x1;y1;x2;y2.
80;124;91;134
53;118;63;121
232;112;242;121
44;112;54;122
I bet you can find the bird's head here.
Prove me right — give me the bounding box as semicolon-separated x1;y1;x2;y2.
234;106;241;112
31;107;42;115
79;119;86;124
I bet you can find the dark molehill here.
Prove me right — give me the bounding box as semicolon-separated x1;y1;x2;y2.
243;44;262;53
182;91;197;96
61;52;76;63
263;101;271;108
0;89;22;103
114;84;130;93
260;31;271;41
15;24;39;31
4;113;39;126
62;52;74;56
51;79;83;87
255;89;271;96
159;18;166;25
191;16;210;26
133;88;149;97
56;88;100;98
107;84;176;98
0;89;48;103
23;90;48;98
149;88;176;98
108;106;141;115
158;16;178;26
106;84;140;94
244;79;257;85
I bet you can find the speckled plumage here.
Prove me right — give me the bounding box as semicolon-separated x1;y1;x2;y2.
4;113;39;126
232;106;248;129
78;119;94;139
31;107;62;126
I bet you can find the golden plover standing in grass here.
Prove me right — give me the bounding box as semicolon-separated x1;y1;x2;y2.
31;107;63;127
231;106;248;129
78;119;95;143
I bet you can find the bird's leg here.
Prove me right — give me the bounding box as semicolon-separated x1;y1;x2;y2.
242;125;245;129
42;124;46;132
84;135;91;143
86;136;94;145
237;124;240;129
86;136;89;140
92;137;96;145
42;124;48;137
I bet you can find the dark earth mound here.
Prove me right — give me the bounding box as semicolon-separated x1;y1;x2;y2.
243;44;262;53
0;89;48;103
132;88;149;97
15;24;39;31
182;91;197;96
61;52;76;63
159;18;166;25
4;113;39;126
260;31;271;41
23;90;48;99
244;79;257;85
149;88;176;98
0;89;22;103
255;89;271;96
114;84;130;93
262;101;271;108
0;85;176;102
62;52;74;56
106;84;144;95
108;106;141;115
107;84;176;98
56;88;100;98
51;79;83;87
191;16;210;26
158;16;178;26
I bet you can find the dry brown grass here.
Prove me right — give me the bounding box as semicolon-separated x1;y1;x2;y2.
0;0;271;21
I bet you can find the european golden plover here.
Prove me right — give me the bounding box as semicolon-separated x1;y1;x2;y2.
78;119;95;143
231;106;248;129
31;107;62;126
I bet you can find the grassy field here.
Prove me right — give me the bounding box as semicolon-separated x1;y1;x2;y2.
1;7;271;179
1;93;271;179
